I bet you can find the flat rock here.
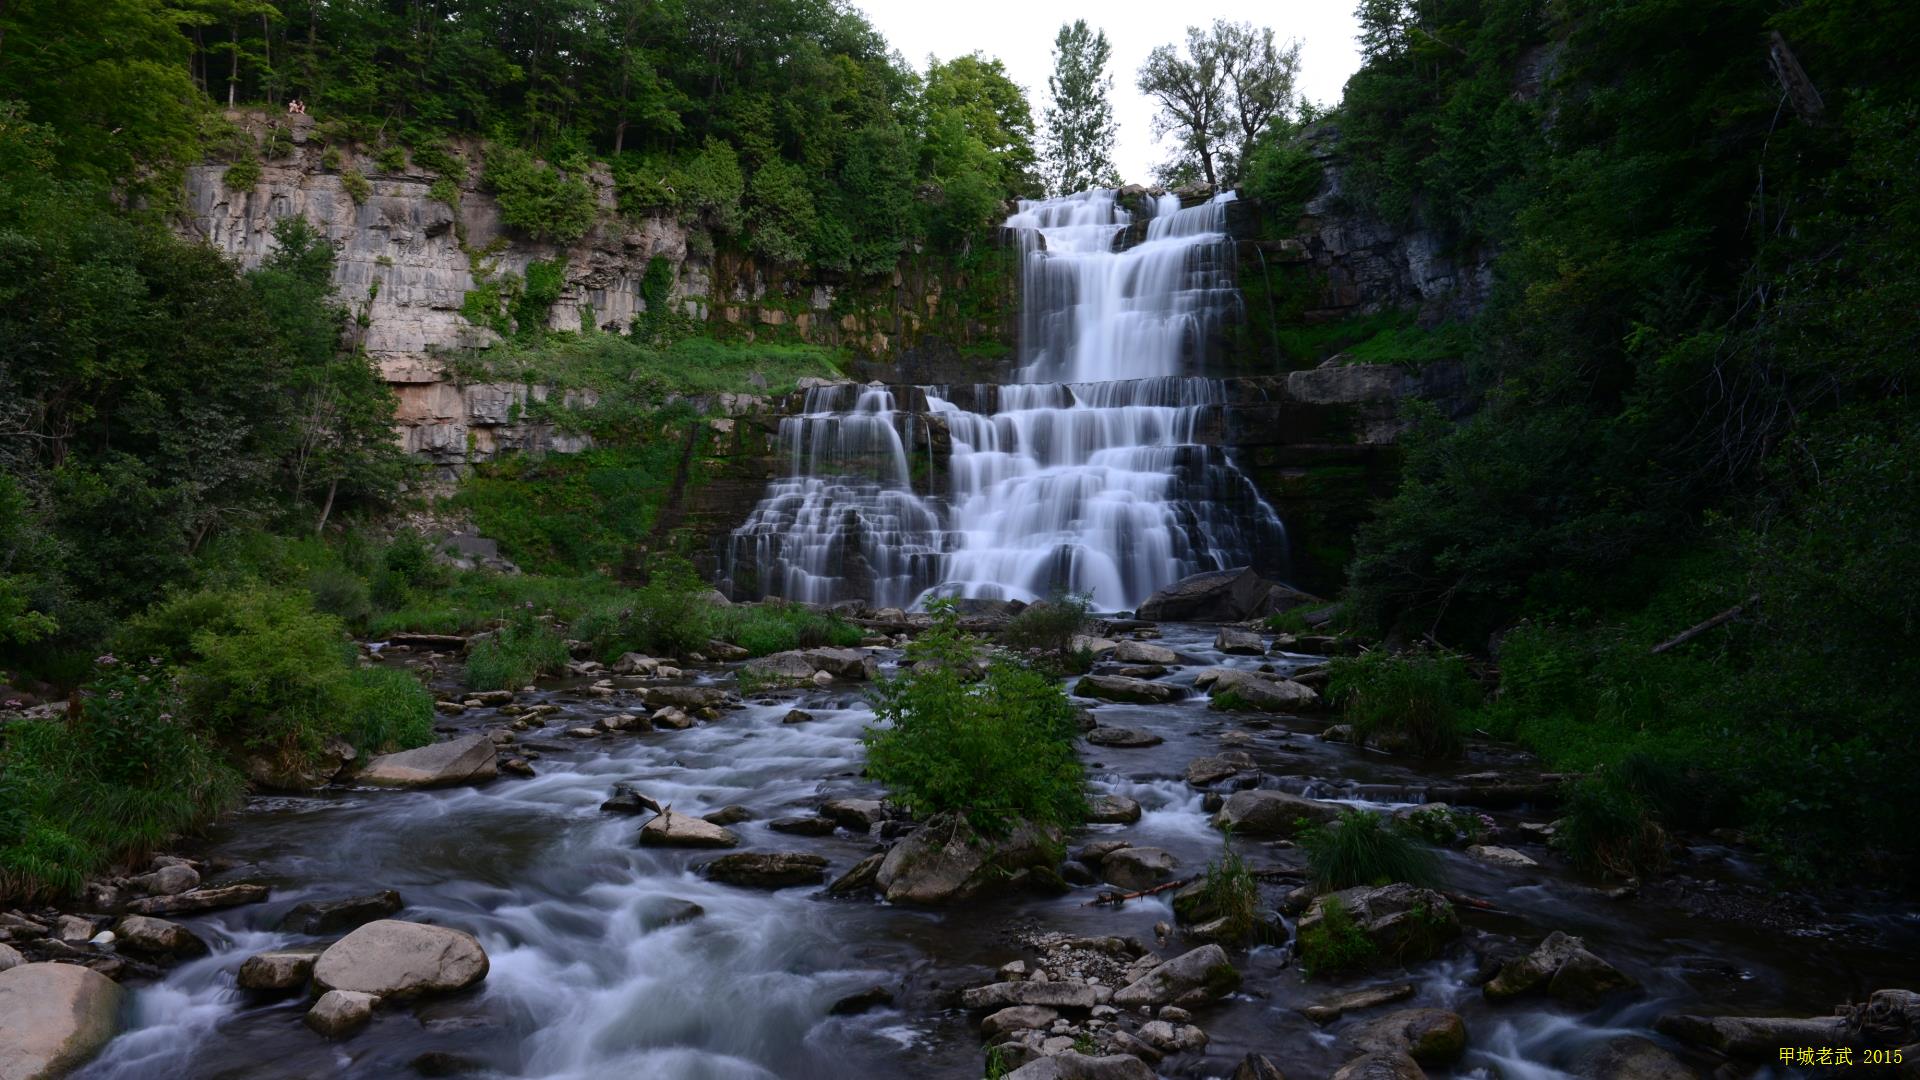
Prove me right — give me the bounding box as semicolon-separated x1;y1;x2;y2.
1197;668;1321;712
1073;675;1177;704
1467;844;1539;868
638;809;740;848
305;989;379;1037
110;915;207;959
1112;640;1179;665
279;889;404;935
1085;726;1164;748
126;883;270;917
1085;794;1142;824
1653;1012;1847;1058
1186;751;1258;787
1213;789;1341;836
702;852;829;888
1137;567;1267;623
312;920;488;998
1102;847;1177;891
1006;1052;1157;1080
1112;944;1238;1007
645;685;728;711
1341;1007;1468;1064
982;1004;1058;1037
820;798;887;829
237;946;326;991
1214;627;1267;655
875;815;1060;905
800;647;878;680
1305;982;1416;1024
360;735;497;788
0;963;123;1079
961;980;1100;1010
769;816;838;836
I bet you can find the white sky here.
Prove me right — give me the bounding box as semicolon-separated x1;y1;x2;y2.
855;0;1364;185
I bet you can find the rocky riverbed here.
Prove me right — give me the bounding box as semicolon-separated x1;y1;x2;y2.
4;618;1915;1080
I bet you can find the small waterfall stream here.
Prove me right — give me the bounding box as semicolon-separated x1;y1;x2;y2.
725;189;1284;611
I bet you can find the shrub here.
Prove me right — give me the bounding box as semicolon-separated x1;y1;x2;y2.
1297;896;1377;978
1196;829;1277;944
337;666;434;752
371;531;450;608
1301;808;1440;891
308;565;372;629
863;602;1086;836
1002;591;1092;657
428;176;460;205
481;144;596;243
1327;649;1480;758
464;613;570;690
320;147;342;172
674;138;744;233
571;557;715;659
1554;768;1671;878
374;145;408;173
179;588;357;754
341;167;371;204
409;141;466;181
223;156;262;190
1401;804;1492;848
707;602;861;657
262;124;295;160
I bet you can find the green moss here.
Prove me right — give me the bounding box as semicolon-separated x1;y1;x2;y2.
1298;896;1377;978
340;167;371;204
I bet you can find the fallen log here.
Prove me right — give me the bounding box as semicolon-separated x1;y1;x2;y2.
1651;595;1759;655
1087;875;1196;907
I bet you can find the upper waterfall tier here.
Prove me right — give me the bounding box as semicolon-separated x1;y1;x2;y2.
724;188;1285;612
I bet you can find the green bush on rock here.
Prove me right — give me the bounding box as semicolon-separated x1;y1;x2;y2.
1301;808;1440;891
1328;649;1480;758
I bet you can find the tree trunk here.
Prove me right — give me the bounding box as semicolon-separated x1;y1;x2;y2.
261;12;273;104
228;24;239;107
314;476;338;534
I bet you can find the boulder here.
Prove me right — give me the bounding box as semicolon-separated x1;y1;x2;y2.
1341;1008;1468;1065
128;863;200;897
982;1005;1059;1037
1085;794;1142;825
1084;727;1164;749
1186;752;1258;787
612;652;663;675
1138;1019;1209;1052
961;981;1101;1010
702;805;752;826
828;986;894;1015
312;920;488;998
702;852;829;888
875;815;1061;905
1004;1053;1156;1080
600;783;662;815
1297;884;1460;958
1653;1013;1848;1058
110;915;207;959
1136;567;1267;623
1232;1054;1288;1080
741;651;818;687
1466;845;1539;869
638;809;741;848
1213;789;1342;837
820;798;888;830
360;735;497;788
1571;1036;1695;1080
1112;641;1179;666
1112;944;1239;1007
278;889;404;935
1331;1053;1426;1080
1073;676;1178;704
782;709;815;725
645;685;729;711
650;706;694;730
826;852;885;897
0;946;19;973
1305;983;1416;1024
1484;932;1635;1006
769;816;838;836
305;989;379;1037
245;736;357;791
1214;628;1267;655
0;963;123;1080
800;647;878;680
1198;668;1321;712
1102;847;1177;891
237;946;326;991
125;883;270;916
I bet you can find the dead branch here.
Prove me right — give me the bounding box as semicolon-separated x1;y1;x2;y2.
1086;875;1197;908
1650;595;1760;655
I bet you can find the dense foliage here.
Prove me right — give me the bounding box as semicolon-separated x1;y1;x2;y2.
1041;21;1120;195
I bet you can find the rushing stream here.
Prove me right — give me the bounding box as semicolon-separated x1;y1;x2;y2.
74;625;1917;1079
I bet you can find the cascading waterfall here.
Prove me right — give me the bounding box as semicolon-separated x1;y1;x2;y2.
725;188;1285;612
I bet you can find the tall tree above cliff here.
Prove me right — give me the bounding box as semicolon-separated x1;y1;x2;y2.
1139;20;1300;190
1042;20;1119;195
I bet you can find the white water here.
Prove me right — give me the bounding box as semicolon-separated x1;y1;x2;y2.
726;189;1284;611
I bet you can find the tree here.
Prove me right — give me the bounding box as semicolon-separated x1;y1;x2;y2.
1042;20;1120;194
1139;20;1301;189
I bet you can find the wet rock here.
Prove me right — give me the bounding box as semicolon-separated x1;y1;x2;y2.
1331;1052;1427;1080
1112;641;1179;666
1084;726;1164;748
741;651;819;687
702;805;753;826
1101;847;1177;891
1196;668;1321;712
638;809;741;848
312;920;488;998
982;1004;1058;1037
1571;1035;1695;1080
800;647;879;680
612;653;664;675
1138;1019;1209;1052
1341;1008;1467;1065
1214;628;1267;655
1106;1029;1163;1063
962;980;1101;1010
1232;1053;1287;1080
782;709;814;724
875;814;1062;905
600;783;662;815
769;816;838;836
1484;932;1635;1006
650;706;695;730
645;685;728;711
126;883;270;917
1086;794;1143;824
1105;663;1168;679
820;798;888;830
1137;567;1268;622
1653;1013;1848;1058
0;945;20;973
111;915;207;960
305;989;379;1037
360;735;497;788
1006;1051;1157;1080
636;898;705;930
1112;944;1238;1007
1323;724;1356;743
1466;844;1539;869
1186;751;1258;787
1073;675;1178;704
279;889;405;935
1304;982;1416;1024
1297;884;1460;959
53;916;94;943
702;852;829;888
237;946;326;991
829;985;894;1015
124;862;195;898
1212;789;1342;836
826;853;885;897
0;963;123;1077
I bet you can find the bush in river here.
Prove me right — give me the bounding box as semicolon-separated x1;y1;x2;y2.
1195;828;1278;945
464;612;571;690
1301;808;1440;891
1296;896;1377;979
1327;648;1480;758
863;601;1086;837
1001;591;1092;656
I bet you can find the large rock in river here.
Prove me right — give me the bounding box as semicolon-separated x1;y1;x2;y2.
1073;675;1178;704
312;920;488;998
638;809;740;848
875;814;1061;905
1212;789;1342;836
1297;884;1460;959
800;647;878;680
360;735;497;787
1196;668;1321;712
0;963;124;1080
1136;567;1268;623
1112;944;1239;1007
702;852;829;888
740;651;818;687
1484;931;1636;1006
1004;1053;1156;1080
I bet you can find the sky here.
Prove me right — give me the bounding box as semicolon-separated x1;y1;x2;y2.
854;0;1365;185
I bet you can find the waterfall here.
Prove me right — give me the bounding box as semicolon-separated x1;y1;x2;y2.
725;188;1285;612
